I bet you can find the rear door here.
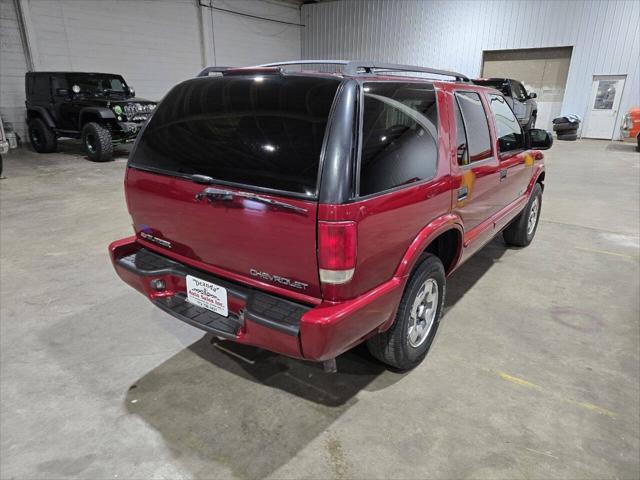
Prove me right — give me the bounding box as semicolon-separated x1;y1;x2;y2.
126;74;342;300
451;90;502;233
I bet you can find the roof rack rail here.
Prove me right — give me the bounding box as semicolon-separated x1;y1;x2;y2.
257;60;349;69
255;60;469;82
344;61;469;81
197;66;233;77
197;66;285;77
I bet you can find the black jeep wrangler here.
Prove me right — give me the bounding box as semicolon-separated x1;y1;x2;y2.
25;72;157;162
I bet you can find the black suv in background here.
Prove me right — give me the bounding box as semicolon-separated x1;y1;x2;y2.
473;78;538;129
25;72;157;162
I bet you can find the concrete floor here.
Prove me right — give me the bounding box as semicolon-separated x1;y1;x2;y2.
1;139;639;479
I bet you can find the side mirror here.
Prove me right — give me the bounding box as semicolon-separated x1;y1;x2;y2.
528;92;537;99
128;86;135;97
56;88;69;96
71;84;81;94
528;128;553;150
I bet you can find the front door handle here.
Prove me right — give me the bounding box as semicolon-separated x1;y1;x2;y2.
500;169;508;181
457;186;468;201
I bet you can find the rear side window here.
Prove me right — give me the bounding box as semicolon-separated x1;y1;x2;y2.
488;94;524;153
359;82;438;196
130;75;341;196
454;92;492;163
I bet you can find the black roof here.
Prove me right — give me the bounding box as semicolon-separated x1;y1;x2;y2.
27;71;124;77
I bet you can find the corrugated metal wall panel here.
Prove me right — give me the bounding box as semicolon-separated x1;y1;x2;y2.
302;0;639;138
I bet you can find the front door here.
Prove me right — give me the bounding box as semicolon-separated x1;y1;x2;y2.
583;75;626;139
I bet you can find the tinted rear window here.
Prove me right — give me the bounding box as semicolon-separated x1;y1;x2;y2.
359;82;438;196
129;75;340;196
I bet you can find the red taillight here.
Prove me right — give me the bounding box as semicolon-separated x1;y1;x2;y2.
318;221;357;284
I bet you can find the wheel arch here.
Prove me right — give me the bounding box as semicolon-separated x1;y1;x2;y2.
394;213;464;279
27;107;55;129
78;107;116;130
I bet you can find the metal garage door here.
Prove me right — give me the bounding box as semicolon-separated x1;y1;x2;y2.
482;47;573;131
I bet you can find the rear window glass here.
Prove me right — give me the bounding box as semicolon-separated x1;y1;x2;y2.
474;79;510;96
359;82;438;196
130;75;341;196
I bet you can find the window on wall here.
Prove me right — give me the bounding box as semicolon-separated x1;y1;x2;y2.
488;94;524;153
454;92;492;163
359;82;439;196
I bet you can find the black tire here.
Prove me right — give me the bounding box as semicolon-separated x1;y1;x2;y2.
367;254;446;370
636;135;639;152
503;183;542;247
82;122;113;162
557;132;578;141
553;122;578;132
28;118;57;153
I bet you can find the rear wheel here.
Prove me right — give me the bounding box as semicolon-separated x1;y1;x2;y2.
503;183;542;247
82;122;113;162
367;254;445;370
28;118;57;153
636;134;639;152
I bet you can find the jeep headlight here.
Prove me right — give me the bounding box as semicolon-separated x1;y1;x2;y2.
123;103;137;118
113;105;123;115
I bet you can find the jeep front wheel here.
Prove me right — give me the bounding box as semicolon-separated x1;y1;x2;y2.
28;118;57;153
367;253;445;370
82;122;113;162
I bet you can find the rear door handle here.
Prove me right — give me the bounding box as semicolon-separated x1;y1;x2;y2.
500;169;508;181
457;186;468;201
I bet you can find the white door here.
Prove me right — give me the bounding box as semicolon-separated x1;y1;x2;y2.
583;75;626;139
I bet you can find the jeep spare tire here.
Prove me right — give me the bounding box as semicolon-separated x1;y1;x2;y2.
82;122;113;162
28;118;57;153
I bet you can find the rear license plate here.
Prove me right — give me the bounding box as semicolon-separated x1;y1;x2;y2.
186;275;228;317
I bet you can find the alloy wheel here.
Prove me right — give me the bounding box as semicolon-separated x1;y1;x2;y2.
527;197;539;236
407;278;438;348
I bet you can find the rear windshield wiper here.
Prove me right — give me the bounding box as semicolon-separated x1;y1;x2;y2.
195;187;308;214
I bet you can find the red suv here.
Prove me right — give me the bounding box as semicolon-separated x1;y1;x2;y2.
109;61;552;371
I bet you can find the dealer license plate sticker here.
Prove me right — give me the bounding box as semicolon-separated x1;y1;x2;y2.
186;275;228;317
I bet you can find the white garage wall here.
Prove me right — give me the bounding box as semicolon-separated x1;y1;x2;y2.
0;0;301;143
201;0;302;67
0;0;29;140
22;0;204;101
302;0;640;140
